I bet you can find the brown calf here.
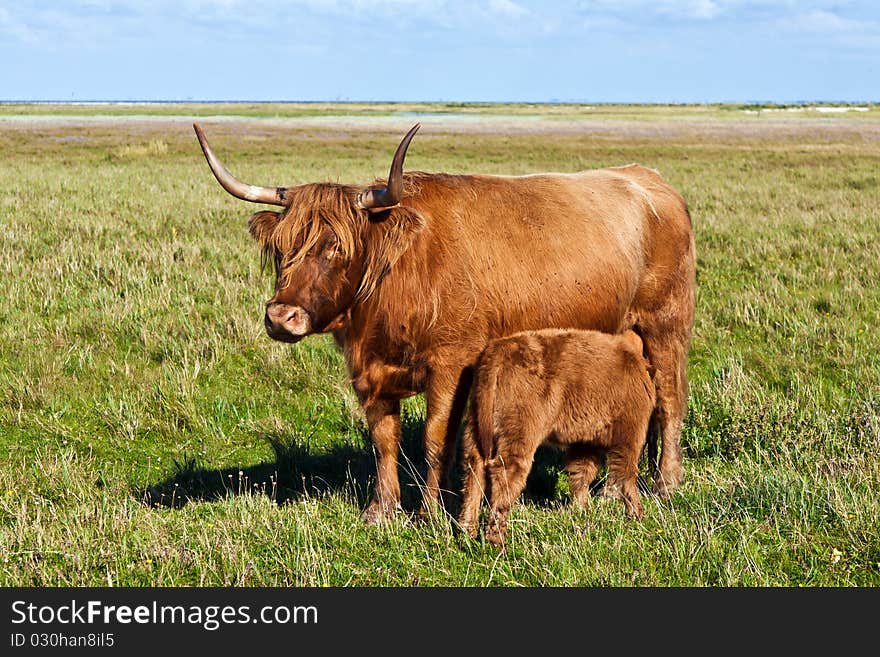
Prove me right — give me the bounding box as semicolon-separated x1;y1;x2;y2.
458;328;656;547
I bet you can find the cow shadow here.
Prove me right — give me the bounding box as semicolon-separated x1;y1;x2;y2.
139;415;424;512
138;417;573;516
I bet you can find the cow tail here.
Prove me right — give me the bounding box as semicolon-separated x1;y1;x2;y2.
476;354;500;462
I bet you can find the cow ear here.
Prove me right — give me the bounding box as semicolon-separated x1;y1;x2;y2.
248;211;281;246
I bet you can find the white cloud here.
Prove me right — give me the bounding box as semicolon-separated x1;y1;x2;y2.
649;0;723;20
787;10;869;33
488;0;529;19
579;0;723;18
575;1;880;24
2;0;878;53
689;0;721;20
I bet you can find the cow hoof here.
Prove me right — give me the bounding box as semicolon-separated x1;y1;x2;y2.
599;482;623;501
416;496;446;523
415;508;438;523
484;517;508;548
625;501;644;520
457;520;479;540
653;471;683;498
361;501;400;525
485;528;506;550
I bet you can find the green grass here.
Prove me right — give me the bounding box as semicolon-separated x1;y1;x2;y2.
0;105;878;585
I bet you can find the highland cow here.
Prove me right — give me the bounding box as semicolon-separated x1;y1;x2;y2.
458;328;656;547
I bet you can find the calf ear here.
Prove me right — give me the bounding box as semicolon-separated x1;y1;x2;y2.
248;210;281;246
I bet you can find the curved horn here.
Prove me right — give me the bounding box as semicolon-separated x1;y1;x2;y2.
193;123;287;206
357;123;420;211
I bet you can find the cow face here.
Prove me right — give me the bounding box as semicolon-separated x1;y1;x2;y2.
193;122;420;344
250;209;365;343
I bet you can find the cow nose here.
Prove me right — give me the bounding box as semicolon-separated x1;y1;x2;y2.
266;304;298;325
264;302;312;340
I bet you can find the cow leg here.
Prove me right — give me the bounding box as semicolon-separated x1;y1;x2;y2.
457;415;485;538
420;368;472;518
564;443;604;509
361;398;402;525
640;327;690;498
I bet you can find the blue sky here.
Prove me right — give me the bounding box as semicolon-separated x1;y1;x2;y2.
0;1;878;102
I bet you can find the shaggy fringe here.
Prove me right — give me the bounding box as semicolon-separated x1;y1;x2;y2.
248;177;425;303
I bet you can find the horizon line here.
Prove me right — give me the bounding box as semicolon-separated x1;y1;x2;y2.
1;99;879;107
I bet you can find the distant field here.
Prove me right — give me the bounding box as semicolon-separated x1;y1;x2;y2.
2;100;879;122
0;104;877;585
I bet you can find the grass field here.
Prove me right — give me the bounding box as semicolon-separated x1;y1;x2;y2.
0;104;878;586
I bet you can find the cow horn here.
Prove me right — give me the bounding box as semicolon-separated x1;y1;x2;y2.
193;123;287;206
357;123;420;211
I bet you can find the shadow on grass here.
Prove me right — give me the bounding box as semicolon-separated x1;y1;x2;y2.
139;414;422;513
139;417;578;515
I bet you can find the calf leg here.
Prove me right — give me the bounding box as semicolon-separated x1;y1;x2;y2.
603;417;649;520
485;456;532;548
457;417;485;538
564;444;604;509
361;399;402;525
604;449;643;520
485;429;543;547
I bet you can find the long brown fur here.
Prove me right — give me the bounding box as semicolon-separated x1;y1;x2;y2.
458;329;656;547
